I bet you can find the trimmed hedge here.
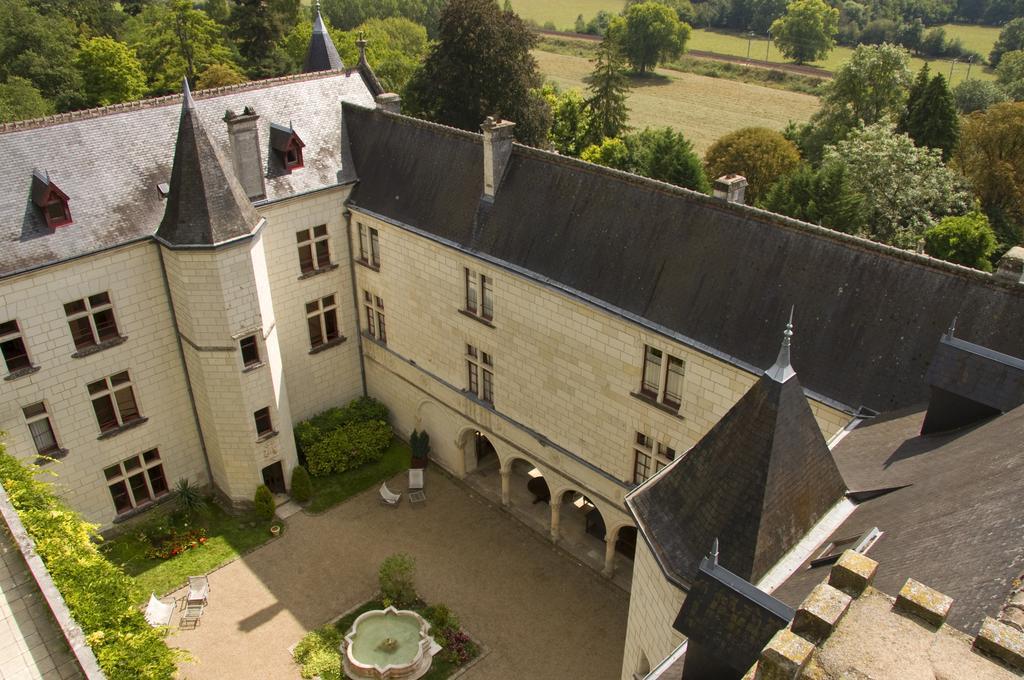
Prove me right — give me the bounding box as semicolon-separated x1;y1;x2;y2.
253;484;275;521
295;397;390;456
290;465;312;503
0;449;178;679
306;420;393;477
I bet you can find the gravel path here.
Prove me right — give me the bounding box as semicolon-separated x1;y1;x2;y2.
169;467;630;679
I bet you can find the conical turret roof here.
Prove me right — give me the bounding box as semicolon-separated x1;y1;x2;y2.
303;4;344;72
156;79;262;247
628;316;848;587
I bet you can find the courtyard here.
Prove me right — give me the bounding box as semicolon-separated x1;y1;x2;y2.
167;466;630;679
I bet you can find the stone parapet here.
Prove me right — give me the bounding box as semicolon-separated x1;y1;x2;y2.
895;578;953;627
827;550;878;596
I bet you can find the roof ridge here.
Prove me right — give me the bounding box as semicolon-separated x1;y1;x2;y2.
346;102;482;143
508;143;1019;291
0;69;361;135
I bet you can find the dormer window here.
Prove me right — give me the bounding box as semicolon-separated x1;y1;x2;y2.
270;123;305;172
31;170;72;228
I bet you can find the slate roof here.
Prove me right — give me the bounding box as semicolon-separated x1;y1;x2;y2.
772;404;1024;634
625;345;848;588
342;105;1024;413
156;82;261;247
925;333;1024;413
673;553;793;675
0;71;375;277
302;8;344;72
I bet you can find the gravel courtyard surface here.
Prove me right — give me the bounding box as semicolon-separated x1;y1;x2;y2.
169;467;630;679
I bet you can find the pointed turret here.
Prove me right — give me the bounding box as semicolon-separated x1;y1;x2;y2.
156;79;262;247
627;313;848;587
302;2;344;72
765;306;796;383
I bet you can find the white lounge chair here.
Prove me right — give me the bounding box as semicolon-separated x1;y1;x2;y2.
186;575;209;606
408;469;425;504
379;482;401;506
144;593;174;627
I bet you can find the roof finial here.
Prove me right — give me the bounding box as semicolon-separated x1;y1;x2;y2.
182;76;194;111
312;1;326;32
765;306;796;383
357;31;367;63
709;538;719;564
946;315;958;339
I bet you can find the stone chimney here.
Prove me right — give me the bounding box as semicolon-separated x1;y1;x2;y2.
375;93;401;114
713;174;748;205
995;246;1024;285
223;106;265;200
481;116;515;199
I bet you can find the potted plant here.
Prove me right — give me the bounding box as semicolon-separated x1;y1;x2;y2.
410;430;430;469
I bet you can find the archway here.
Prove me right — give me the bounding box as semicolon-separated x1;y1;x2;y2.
461;429;498;475
551;488;608;573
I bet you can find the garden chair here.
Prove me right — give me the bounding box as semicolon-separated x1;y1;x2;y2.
179;601;204;629
408;469;426;505
379;482;401;506
186;575;209;606
144;593;174;627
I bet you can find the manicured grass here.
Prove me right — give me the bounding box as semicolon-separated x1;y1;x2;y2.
100;502;276;601
535;48;820;154
307;438;412;513
939;23;1001;60
509;0;617;30
294;599;473;680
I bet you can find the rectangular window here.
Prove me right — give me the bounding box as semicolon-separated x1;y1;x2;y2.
64;292;120;352
632;432;676;485
369;228;380;267
239;334;260;368
104;450;168;514
464;268;494;321
363;291;387;345
466;344;493;405
0;320;32;373
358;223;368;262
639;345;686;412
306;295;340;349
23;402;59;455
254;407;274;437
87;371;141;433
296;225;331;274
357;223;380;267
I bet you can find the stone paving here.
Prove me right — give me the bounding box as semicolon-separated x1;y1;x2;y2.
169;467;630;679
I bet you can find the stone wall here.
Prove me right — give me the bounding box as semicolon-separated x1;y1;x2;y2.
621;541;686;680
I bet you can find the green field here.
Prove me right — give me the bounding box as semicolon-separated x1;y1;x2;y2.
510;0;619;29
535;49;820;153
939;23;1001;58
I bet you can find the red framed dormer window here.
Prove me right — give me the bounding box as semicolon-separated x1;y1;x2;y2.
270;123;305;173
31;170;72;228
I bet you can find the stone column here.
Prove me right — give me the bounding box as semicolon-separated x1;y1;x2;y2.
550;502;561;543
603;534;617;578
500;468;510;507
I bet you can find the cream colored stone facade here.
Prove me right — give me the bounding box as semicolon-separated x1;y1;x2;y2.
622;541;686;680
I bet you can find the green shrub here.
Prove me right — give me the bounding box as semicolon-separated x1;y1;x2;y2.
306;420;393;477
422;603;459;634
290;466;312;503
379;553;417;608
924;211;999;272
410;429;431;462
293;625;342;680
294;397;390;456
174;478;206;519
0;449;178;679
253;484;275;521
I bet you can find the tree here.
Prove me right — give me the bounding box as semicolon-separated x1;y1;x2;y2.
923;212;998;270
575;13;586;33
703;127;801;205
954;102;1024;250
581;127;709;192
0;0;83;111
608;2;691;74
75;37;147;107
125;0;237;93
990;17;1024;68
769;0;839;64
583;36;631;142
624;0;696;24
322;0;446;37
205;0;231;23
0;76;53;123
901;67;958;159
822;122;972;247
231;0;300;78
996;50;1024;101
796;43;912;161
546;87;594;156
404;0;551;146
952;78;1007;114
196;62;247;89
762;163;866;233
277;12;349;71
348;17;429;93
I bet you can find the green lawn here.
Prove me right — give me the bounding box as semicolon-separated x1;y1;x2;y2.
307;438;412;513
100;503;275;601
939;23;1001;60
508;0;617;30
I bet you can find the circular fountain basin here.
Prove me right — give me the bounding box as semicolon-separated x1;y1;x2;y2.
341;606;440;679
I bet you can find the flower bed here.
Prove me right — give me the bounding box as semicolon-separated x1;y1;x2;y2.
144;526;208;559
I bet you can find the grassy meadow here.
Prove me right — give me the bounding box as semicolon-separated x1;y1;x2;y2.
535;49;820;153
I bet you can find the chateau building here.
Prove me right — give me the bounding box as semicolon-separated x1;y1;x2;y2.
0;12;1022;679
